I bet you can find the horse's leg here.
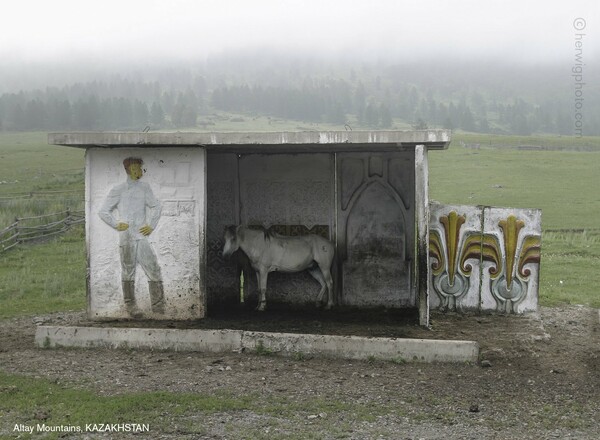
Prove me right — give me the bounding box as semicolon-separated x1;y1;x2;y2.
317;262;335;310
256;269;268;311
308;266;327;308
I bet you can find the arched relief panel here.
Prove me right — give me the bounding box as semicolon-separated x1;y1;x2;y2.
337;152;416;308
340;157;364;211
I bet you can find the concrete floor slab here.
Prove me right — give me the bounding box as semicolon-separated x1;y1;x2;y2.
35;326;243;353
35;325;479;363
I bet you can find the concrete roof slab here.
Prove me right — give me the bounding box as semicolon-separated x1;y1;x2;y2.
48;130;451;152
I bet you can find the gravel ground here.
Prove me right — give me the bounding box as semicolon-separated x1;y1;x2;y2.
0;305;598;439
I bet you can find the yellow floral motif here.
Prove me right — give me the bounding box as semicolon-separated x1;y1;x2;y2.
439;211;465;286
429;230;445;276
430;208;541;314
429;229;446;277
460;233;503;279
518;235;542;278
499;215;525;289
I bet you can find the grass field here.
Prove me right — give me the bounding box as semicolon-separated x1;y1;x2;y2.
0;370;253;435
0;129;598;320
428;145;600;230
0;228;86;319
0;132;84;227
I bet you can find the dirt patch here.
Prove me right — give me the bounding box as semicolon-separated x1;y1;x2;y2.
1;306;599;439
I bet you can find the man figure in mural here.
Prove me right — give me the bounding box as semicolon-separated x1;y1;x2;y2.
99;157;164;317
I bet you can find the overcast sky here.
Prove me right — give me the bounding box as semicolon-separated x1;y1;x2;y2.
1;0;597;64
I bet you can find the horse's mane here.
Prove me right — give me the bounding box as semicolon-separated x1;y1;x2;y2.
234;225;274;241
259;226;274;241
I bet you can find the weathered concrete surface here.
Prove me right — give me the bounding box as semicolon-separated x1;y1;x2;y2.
429;203;542;314
35;326;243;353
337;152;415;309
86;147;206;321
481;206;542;314
49;130;451;152
415;145;430;327
35;326;479;363
242;331;478;363
429;203;484;312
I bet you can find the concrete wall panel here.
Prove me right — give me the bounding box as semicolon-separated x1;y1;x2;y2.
429;203;542;314
87;147;205;320
429;203;482;312
482;207;542;313
338;152;415;308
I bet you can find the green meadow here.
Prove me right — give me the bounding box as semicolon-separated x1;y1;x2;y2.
0;128;599;320
428;140;600;230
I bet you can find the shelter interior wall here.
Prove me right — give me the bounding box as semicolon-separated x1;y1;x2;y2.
207;151;417;310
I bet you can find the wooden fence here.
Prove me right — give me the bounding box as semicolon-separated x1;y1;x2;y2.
0;210;84;253
0;189;84;201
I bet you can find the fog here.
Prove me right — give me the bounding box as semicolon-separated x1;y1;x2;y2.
2;0;597;64
1;0;598;135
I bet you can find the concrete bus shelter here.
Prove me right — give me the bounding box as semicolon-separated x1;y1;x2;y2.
50;130;449;327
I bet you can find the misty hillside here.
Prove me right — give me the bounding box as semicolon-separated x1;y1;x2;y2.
0;55;597;136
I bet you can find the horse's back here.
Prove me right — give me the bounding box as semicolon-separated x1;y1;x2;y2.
273;234;334;267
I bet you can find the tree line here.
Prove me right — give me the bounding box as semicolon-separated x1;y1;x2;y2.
0;90;200;131
0;60;596;135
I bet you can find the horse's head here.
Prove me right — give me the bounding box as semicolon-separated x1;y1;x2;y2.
222;226;241;257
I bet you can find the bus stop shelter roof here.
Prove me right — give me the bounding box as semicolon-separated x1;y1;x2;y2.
49;130;451;153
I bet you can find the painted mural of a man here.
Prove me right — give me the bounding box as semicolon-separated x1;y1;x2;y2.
99;157;164;317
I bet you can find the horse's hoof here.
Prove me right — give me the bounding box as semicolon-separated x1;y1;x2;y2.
256;304;266;312
324;303;333;310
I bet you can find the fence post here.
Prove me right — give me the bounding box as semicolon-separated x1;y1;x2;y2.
14;217;20;246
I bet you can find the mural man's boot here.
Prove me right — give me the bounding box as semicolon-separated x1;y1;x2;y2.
122;281;143;318
149;281;165;315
